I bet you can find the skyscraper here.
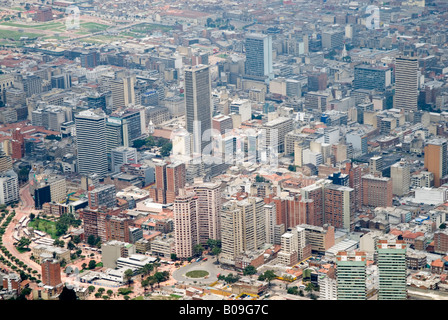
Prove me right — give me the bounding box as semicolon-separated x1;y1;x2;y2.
220;197;266;265
390;161;411;196
151;161;186;204
184;64;213;155
394;55;419;112
173;190;198;259
244;33;273;81
41;259;62;288
376;239;407;300
336;251;367;300
75;110;108;178
324;184;355;231
424;138;448;187
108;72;136;111
193;182;221;244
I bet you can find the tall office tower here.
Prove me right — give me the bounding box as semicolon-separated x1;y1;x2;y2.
110;146;138;173
193;182;221;243
264;203;276;245
262;117;294;155
319;266;337;300
244;33;273;81
173;190;199;259
165;162;186;204
433;229;448;254
106;119;124;153
354;65;392;91
0;147;12;172
75;110;108;178
390;161;411;196
321;29;344;50
307;72;328;92
80;50;99;69
106;216;130;243
41;259;62;287
79;207;121;243
301;183;324;227
341;161;362;212
362;175;393;208
108;72;136;111
184;64;213;155
424;138;448;187
336;251;367;300
278;228;299;266
153;161;167;204
88;184;116;209
376;239;407;300
220;197;266;265
369;155;383;176
11;128;24;160
324;184;355;231
0;169;19;205
394;55;419;112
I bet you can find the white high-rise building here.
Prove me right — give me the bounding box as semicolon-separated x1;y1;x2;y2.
244;33;273;81
75;110;108;178
0;169;19;205
193;182;221;243
390;161;411;196
184;64;213;156
394;56;418;112
110;146;138;173
173;190;199;259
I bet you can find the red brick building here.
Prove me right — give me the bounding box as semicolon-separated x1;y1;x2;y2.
41;259;62;287
362;174;393;207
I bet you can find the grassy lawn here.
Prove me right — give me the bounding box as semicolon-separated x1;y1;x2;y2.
132;296;144;300
131;23;173;34
0;29;42;40
28;218;57;239
185;270;209;278
80;22;110;32
0;21;65;31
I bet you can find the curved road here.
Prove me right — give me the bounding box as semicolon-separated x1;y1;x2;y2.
172;256;231;285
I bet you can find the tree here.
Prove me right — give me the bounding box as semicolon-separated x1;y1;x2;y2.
107;289;113;297
87;235;96;247
81;263;87;270
142;263;154;276
224;273;240;284
287;164;296;172
193;244;204;257
67;241;76;251
141;278;149;292
124;269;134;287
243;265;257;277
17;237;31;250
97;287;105;294
148;276;156;291
259;270;276;287
88;286;95;294
88;260;96;270
170;253;177;261
160;142;172;157
440;223;446;229
211;246;221;262
72;235;81;244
